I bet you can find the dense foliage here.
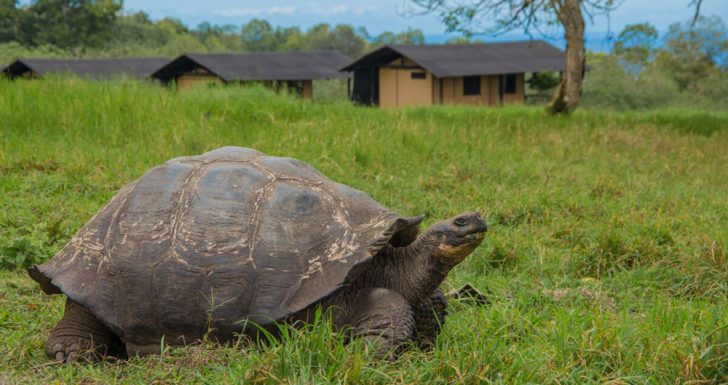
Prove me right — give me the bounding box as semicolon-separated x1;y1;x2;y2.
0;0;425;61
579;16;727;110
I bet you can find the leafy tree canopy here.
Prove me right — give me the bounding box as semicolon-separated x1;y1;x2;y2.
0;1;426;61
613;23;659;74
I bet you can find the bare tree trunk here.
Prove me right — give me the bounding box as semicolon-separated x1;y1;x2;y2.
547;0;586;114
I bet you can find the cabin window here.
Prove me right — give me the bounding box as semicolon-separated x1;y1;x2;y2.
504;74;517;94
463;76;481;95
411;72;427;79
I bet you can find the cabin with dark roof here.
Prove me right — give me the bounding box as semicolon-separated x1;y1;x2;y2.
342;41;566;108
151;51;351;100
2;58;169;80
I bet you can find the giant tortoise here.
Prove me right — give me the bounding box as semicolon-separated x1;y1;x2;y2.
29;146;487;361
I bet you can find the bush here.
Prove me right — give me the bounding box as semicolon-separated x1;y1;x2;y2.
312;79;349;102
0;42;71;66
582;54;728;110
582;55;680;110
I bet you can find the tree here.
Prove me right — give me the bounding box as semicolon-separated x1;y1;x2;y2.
24;0;122;49
372;31;396;46
655;15;727;90
446;36;472;45
373;28;425;46
297;23;368;58
408;0;707;114
373;28;425;47
193;23;244;52
0;0;21;43
690;0;705;25
527;71;561;92
240;19;279;52
613;23;659;75
324;24;369;58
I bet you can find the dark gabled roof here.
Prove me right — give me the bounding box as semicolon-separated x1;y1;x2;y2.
342;41;566;77
2;58;169;79
152;51;351;83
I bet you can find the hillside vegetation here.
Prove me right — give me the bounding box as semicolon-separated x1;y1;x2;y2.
0;79;727;384
3;1;727;112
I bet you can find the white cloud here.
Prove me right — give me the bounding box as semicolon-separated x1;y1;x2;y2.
299;3;346;16
211;5;297;17
353;6;380;16
209;3;369;18
326;5;348;15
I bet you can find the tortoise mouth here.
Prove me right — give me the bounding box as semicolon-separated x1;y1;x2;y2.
446;228;487;246
463;231;486;241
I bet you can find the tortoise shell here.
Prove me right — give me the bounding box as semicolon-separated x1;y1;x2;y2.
30;147;422;345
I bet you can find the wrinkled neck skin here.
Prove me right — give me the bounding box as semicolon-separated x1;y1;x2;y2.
346;233;452;306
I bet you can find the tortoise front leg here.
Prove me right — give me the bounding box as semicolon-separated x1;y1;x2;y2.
413;288;448;350
46;298;125;362
342;288;415;359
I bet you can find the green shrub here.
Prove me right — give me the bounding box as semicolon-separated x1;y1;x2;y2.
582;54;728;110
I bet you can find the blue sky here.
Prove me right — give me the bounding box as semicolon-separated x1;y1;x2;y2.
126;0;727;50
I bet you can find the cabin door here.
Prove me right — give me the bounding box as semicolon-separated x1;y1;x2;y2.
352;68;379;105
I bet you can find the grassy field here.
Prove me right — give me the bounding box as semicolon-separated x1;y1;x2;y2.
1;78;727;384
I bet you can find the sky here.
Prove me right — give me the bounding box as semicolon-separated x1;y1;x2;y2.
125;0;728;51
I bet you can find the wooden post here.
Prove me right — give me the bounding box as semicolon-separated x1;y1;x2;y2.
439;78;444;105
371;69;376;105
499;74;505;106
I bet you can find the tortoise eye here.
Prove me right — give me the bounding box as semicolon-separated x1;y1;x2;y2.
454;217;469;227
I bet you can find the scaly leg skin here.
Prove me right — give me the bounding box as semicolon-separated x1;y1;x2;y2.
413;288;448;350
344;288;415;360
46;298;125;362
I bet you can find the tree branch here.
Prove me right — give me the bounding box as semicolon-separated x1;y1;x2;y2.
690;0;703;26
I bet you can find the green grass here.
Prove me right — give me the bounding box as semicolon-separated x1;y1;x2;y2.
1;78;727;384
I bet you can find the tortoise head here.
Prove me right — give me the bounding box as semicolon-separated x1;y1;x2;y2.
424;211;487;266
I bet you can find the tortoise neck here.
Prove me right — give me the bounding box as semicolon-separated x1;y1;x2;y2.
403;234;453;302
355;233;450;305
